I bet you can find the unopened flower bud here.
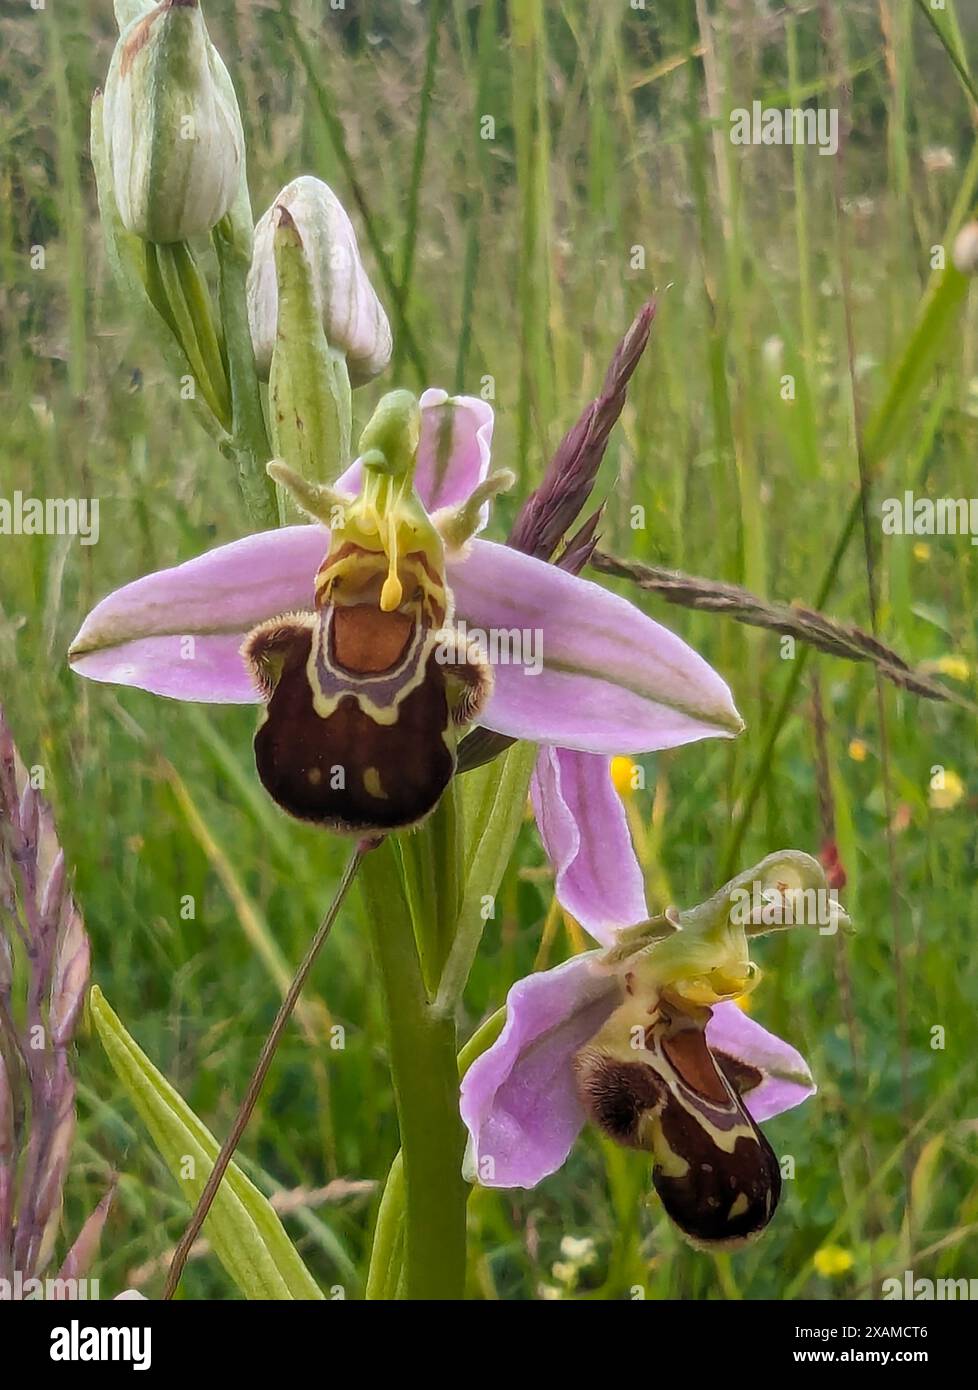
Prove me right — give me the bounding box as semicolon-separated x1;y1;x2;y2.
953;220;978;275
247;175;393;385
102;0;245;244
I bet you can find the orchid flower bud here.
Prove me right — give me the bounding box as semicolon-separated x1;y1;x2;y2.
102;0;245;244
247;176;393;386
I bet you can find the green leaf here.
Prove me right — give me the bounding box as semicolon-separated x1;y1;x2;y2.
458;740;537;886
862;262;970;471
89;986;324;1301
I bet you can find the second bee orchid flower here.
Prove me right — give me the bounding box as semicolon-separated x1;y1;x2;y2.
461;799;828;1248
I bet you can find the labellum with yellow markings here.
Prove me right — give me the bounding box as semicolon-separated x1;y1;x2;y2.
242;392;500;834
575;990;783;1249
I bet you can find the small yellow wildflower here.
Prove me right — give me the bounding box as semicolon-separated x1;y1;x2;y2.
929;769;965;811
913;542;931;561
610;755;639;798
848;738;868;763
934;655;970;683
814;1245;855;1278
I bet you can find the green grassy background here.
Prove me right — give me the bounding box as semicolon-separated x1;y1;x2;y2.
1;0;977;1299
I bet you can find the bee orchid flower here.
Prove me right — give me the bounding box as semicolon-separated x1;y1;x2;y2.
68;390;743;835
461;759;841;1248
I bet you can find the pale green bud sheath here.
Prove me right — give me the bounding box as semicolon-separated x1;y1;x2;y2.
268;207;351;523
103;0;245;245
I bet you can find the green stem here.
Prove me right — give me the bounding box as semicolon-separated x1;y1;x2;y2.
366;1006;506;1299
151;242;232;428
214;218;278;529
396;787;461;998
360;840;467;1300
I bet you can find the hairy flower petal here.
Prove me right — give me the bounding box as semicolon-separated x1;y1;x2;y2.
460;954;621;1189
531;748;648;947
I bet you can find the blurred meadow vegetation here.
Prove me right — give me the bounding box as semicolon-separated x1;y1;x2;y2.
1;0;978;1299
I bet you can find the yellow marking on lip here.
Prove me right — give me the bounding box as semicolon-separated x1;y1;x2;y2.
380;509;404;611
363;767;387;799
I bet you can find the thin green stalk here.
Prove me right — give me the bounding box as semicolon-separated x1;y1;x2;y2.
213;217;278;528
786;10;819;478
359;840;467;1300
824;0;912;1234
512;0;553;480
913;0;978;109
162;848;363;1299
394;0;446;376
455;0;497;392
46;9;86;399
